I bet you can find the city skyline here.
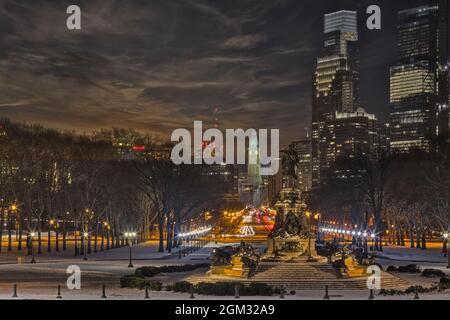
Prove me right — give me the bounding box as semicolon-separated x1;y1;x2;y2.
0;0;449;146
1;0;450;303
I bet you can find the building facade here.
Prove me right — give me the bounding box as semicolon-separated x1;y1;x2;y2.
287;138;312;192
322;109;378;167
312;10;360;187
389;0;449;153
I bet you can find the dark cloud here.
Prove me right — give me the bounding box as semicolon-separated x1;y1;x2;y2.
0;0;444;145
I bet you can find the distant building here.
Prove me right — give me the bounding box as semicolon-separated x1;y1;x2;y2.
0;123;6;137
378;122;391;153
389;0;449;153
287;138;312;192
322;109;378;167
238;131;268;207
266;169;282;207
312;10;360;187
204;163;240;206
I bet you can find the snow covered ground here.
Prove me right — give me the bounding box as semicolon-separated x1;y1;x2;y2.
0;240;173;264
374;246;449;274
372;245;450;289
375;246;447;264
0;286;449;300
0;241;225;297
0;242;449;300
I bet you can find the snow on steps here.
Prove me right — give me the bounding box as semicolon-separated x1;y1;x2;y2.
186;258;410;291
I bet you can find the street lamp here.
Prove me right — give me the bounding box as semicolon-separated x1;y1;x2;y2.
370;233;376;251
125;232;137;268
443;232;449;268
303;212;320;261
83;232;88;261
30;232;36;263
8;203;18;252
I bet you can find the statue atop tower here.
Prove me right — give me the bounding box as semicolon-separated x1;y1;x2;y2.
238;130;267;207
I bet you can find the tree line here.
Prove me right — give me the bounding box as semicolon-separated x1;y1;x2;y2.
311;143;450;251
0;118;225;256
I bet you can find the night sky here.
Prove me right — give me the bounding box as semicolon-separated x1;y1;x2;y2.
0;0;448;145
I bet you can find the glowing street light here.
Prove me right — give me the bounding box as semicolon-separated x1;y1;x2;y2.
83;232;89;261
370;233;376;251
124;232;137;268
29;232;36;264
8;203;19;252
443;232;449;268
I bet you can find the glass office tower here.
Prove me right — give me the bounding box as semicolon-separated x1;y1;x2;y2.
389;0;449;153
312;10;359;187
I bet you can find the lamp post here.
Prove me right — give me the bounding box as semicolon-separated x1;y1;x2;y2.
74;209;78;256
443;232;449;268
313;213;320;253
178;235;182;259
304;211;312;259
83;232;88;261
125;232;136;268
362;231;369;258
8;204;18;252
48;219;55;253
30;232;36;263
370;233;376;252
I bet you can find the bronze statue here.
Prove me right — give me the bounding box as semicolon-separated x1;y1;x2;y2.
210;247;233;266
236;241;260;269
270;209;303;238
283;145;300;188
284;211;302;236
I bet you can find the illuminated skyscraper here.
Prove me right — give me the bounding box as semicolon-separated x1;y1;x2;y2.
322;108;378;167
312;10;359;187
389;0;449;153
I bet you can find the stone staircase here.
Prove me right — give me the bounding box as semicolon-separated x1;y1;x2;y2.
243;259;409;290
187;256;410;291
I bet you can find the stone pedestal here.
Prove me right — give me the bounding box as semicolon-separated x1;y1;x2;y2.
274;188;305;216
223;256;248;277
304;238;318;257
344;256;367;277
210;256;249;278
267;237;317;257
